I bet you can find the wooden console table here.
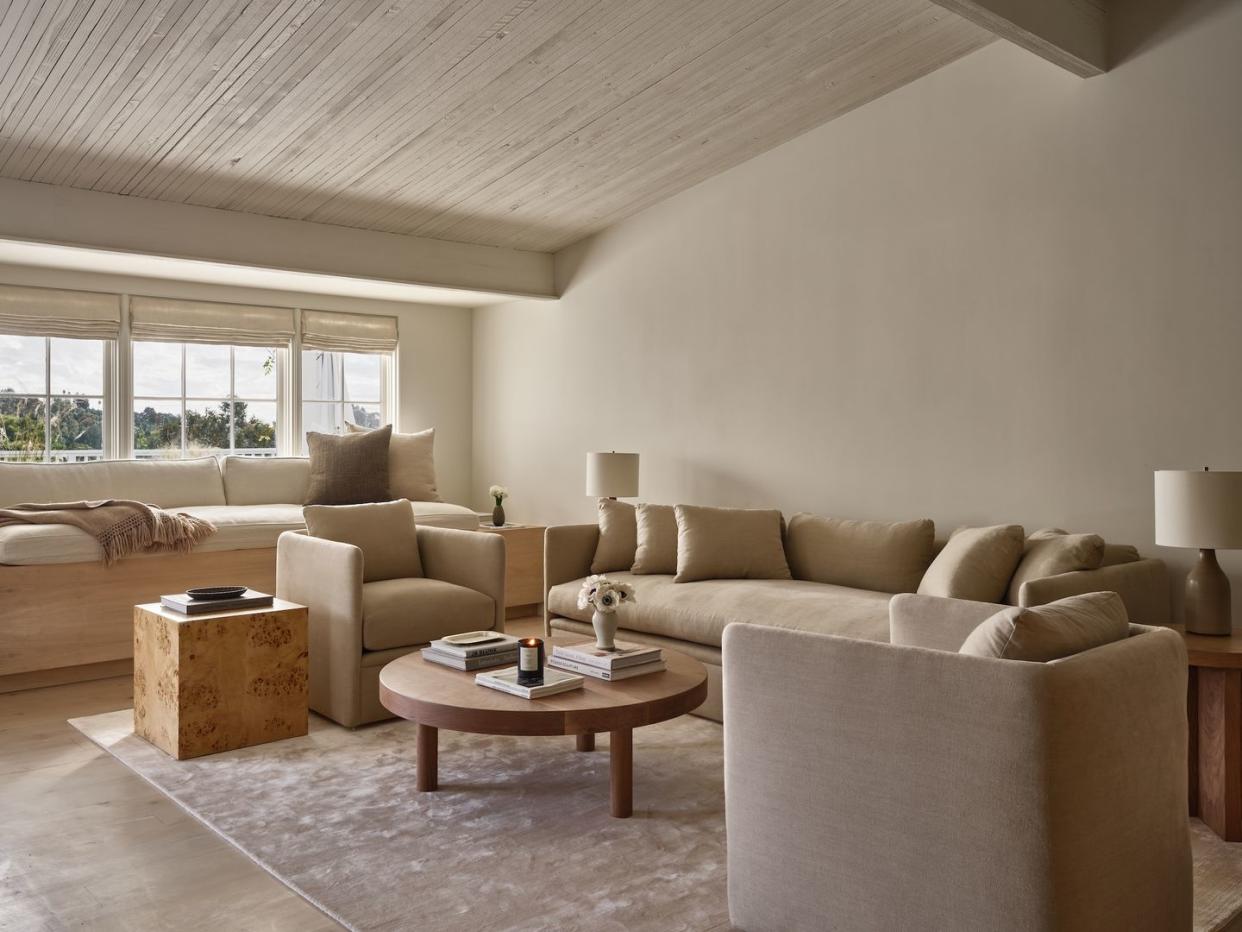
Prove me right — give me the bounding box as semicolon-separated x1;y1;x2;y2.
1184;626;1242;840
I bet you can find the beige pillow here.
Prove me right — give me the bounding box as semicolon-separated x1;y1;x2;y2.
305;425;391;505
785;513;935;594
1005;528;1105;604
959;591;1129;662
591;499;637;574
632;503;678;575
916;524;1025;603
345;423;440;502
674;504;791;584
1102;543;1141;566
303;499;421;582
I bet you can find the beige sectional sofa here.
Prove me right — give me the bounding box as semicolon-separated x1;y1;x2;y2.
544;518;1170;721
0;457;477;690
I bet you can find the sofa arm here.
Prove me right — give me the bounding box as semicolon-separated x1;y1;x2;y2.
417;526;506;633
544;523;599;635
888;593;1004;651
276;530;364;726
1019;558;1171;625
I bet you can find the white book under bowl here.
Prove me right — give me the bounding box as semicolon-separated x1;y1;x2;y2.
421;647;518;671
475;666;584;699
550;640;662;670
547;656;667;681
430;631;521;658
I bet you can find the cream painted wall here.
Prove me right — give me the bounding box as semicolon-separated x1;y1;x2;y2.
473;0;1242;619
0;264;474;504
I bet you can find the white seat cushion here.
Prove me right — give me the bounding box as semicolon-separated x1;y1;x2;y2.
0;500;481;565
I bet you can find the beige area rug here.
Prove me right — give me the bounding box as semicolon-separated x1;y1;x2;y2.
71;711;729;932
72;711;1242;932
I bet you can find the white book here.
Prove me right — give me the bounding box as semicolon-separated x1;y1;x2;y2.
475;666;584;699
430;631;521;658
421;647;518;671
547;656;667;681
550;640;662;670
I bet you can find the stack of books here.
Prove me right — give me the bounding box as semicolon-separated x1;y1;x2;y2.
548;640;665;681
421;631;520;670
160;590;274;615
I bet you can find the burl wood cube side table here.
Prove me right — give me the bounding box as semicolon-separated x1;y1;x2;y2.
133;599;309;760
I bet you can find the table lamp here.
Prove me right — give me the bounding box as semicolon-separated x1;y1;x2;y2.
1155;468;1242;635
586;452;639;500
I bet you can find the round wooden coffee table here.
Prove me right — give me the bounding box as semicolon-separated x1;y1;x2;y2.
378;638;708;818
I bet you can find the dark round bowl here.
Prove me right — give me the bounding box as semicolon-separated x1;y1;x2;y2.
186;586;248;601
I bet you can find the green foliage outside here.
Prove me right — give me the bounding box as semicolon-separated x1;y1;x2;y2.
134;400;275;454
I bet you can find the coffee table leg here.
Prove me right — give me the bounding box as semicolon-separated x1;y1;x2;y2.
576;733;595;752
610;728;633;818
417;723;438;792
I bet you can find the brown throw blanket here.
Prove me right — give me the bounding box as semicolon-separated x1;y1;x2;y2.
0;500;216;566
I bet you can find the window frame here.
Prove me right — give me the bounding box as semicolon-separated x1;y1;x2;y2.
0;335;113;462
298;348;392;452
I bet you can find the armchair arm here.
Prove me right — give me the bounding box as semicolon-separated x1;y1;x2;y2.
276;530;364;726
888;593;1004;651
1019;557;1170;625
544;523;599;635
417;526;506;633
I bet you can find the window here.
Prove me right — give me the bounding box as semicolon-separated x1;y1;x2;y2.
0;336;108;462
301;350;387;447
132;342;279;458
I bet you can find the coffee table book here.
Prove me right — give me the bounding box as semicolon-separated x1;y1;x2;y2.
551;640;662;670
160;589;274;615
475;666;584;699
430;631;520;658
421;646;518;671
547;656;667;681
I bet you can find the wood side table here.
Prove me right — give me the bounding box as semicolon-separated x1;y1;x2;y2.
133;599;309;760
1183;626;1242;840
477;523;546;619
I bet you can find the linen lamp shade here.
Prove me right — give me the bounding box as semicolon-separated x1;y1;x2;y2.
586;452;639;499
1154;468;1242;636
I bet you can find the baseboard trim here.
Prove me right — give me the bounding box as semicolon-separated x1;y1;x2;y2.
0;658;133;694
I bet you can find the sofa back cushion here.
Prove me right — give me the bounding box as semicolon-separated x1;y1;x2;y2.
591;498;637;573
632;503;678;575
785;514;935;594
303;499;422;582
221;456;310;505
0;457;226;508
959;591;1129;662
674;504;791;583
917;524;1025;603
1005;528;1105;604
305;426;391;505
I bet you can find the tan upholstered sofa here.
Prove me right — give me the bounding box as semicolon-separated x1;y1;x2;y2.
0;457;477;690
544;521;1170;721
723;595;1192;931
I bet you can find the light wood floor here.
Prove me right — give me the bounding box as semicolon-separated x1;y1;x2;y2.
0;617;544;932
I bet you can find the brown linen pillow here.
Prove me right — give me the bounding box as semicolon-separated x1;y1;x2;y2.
305;425;391;505
959;591;1129;662
345;423;440;502
1005;528;1105;604
674;504;791;584
591;498;637;574
632;503;678;574
303;499;421;582
916;524;1025;603
785;513;935;594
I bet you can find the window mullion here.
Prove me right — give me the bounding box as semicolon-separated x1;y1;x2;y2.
43;337;50;462
180;343;187;457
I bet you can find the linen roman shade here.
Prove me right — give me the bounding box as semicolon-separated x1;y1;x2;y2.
0;284;120;339
129;296;296;346
301;309;398;353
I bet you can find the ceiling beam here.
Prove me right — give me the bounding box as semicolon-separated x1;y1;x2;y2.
929;0;1106;77
0;179;555;301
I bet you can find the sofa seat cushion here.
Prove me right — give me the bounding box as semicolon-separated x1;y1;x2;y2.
0;500;481;566
547;572;891;649
362;577;495;651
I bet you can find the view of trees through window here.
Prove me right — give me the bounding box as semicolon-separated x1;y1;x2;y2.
0;335;106;462
133;342;278;458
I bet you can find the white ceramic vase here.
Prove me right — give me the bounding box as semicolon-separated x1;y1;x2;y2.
592;609;618;651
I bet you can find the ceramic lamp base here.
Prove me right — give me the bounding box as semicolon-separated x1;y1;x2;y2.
1186;548;1233;636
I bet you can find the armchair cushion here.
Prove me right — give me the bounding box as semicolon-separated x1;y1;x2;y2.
303;499;422;582
362;577;495;650
960;591;1130;662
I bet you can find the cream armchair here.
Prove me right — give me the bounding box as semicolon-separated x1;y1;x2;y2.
277;523;505;727
723;594;1191;932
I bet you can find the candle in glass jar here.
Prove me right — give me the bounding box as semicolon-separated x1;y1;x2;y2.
517;637;545;687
